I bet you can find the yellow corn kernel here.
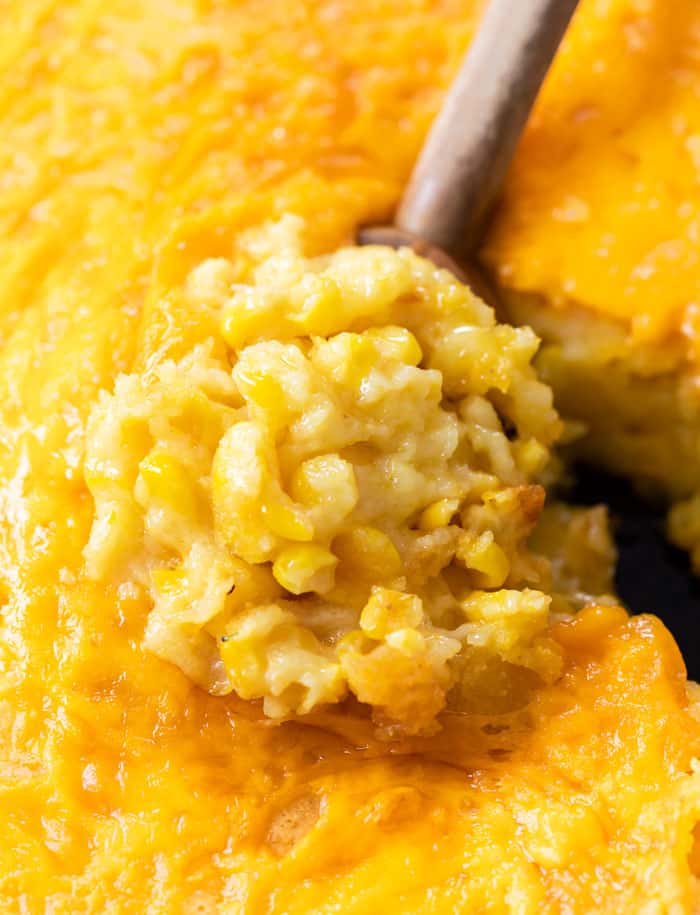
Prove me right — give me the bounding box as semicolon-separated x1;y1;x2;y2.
289;453;358;515
151;566;188;597
512;438;549;476
367;326;422;366
219;634;263;695
344;335;378;389
360;587;423;639
332;526;403;583
385;627;425;656
139;450;200;519
457;531;510;589
418;498;460;532
262;501;314;542
220;291;265;350
272;544;338;595
290;274;338;333
234;365;285;419
336;629;365;656
224;558;282;613
218;605;284;695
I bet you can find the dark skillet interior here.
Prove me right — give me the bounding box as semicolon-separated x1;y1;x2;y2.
570;465;700;679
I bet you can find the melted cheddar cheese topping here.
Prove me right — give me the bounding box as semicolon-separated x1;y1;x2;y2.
0;1;699;912
484;0;700;345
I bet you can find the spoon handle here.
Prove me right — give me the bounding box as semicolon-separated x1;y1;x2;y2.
396;0;579;255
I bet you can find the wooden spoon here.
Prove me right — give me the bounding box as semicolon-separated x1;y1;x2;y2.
359;0;580;293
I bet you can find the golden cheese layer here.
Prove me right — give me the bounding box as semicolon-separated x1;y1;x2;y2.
2;584;700;911
0;1;699;912
485;0;700;344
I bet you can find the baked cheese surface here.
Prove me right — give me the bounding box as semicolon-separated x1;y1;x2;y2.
0;2;699;912
485;0;700;345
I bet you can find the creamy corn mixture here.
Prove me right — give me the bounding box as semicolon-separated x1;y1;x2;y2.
82;216;576;734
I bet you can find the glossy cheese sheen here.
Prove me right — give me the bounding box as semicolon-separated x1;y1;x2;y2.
0;2;698;913
3;585;700;911
484;0;700;343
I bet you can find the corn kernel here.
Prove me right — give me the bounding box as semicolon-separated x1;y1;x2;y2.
345;335;378;389
385;627;425;656
234;366;285;417
418;498;460;531
219;635;263;696
220;291;263;349
368;326;423;366
291;274;339;333
457;531;510;589
151;566;188;597
272;544;338;594
220;559;280;614
462;588;549;626
289;454;358;514
512;438;549;476
139;450;200;519
360;587;423;639
262;502;314;541
332;526;403;582
219;605;285;694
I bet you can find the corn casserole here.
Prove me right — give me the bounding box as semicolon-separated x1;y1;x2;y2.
0;1;699;913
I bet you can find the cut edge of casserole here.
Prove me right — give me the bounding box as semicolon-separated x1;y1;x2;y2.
498;286;700;571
